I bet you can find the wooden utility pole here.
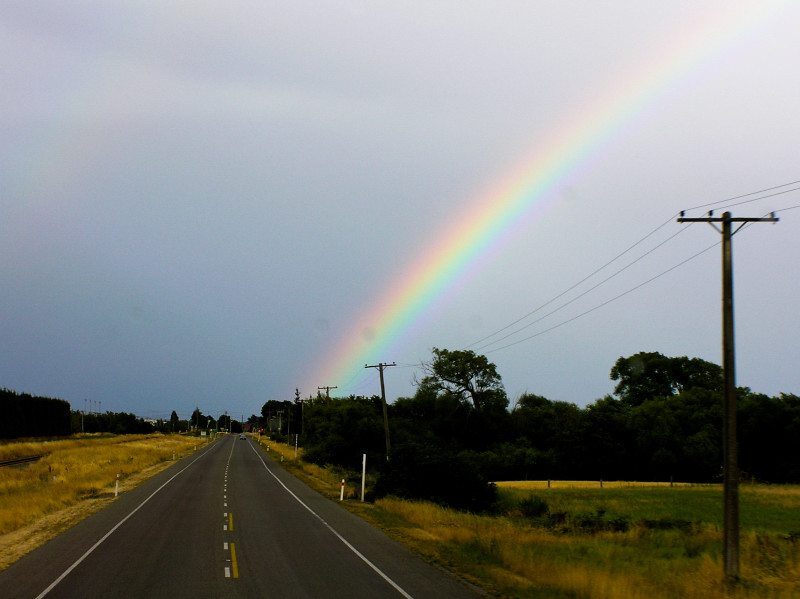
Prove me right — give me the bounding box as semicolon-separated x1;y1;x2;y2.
296;389;305;436
365;362;396;458
318;386;338;406
677;210;778;581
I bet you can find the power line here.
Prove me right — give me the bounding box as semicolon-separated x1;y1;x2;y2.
335;366;377;395
473;225;691;353
479;193;794;356
482;240;719;355
683;180;800;213
465;180;800;355
478;200;791;355
691;186;800;220
464;213;680;350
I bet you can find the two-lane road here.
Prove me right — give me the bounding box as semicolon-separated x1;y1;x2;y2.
1;435;485;598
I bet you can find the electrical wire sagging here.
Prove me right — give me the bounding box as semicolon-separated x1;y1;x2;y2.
463;180;799;356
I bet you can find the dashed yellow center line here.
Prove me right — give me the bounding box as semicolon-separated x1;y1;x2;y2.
230;542;239;579
229;512;233;531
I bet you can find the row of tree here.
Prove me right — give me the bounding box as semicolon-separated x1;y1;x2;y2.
1;388;71;438
261;350;799;510
71;408;257;436
0;388;255;438
187;408;255;435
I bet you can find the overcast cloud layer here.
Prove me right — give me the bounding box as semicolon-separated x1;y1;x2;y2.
2;1;799;421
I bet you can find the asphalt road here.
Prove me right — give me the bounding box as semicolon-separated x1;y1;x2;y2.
0;435;486;599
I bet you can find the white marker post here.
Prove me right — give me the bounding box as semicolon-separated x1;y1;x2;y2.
115;474;120;497
340;479;345;501
361;454;366;502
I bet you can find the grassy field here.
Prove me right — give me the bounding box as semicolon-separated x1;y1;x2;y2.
495;481;800;536
0;433;208;570
260;437;800;599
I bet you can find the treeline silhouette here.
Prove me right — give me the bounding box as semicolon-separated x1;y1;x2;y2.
1;388;178;438
264;351;800;510
70;409;160;435
1;388;71;438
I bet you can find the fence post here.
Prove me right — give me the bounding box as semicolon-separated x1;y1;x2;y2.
361;454;366;502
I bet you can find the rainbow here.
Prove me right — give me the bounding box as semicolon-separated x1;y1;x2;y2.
308;1;787;397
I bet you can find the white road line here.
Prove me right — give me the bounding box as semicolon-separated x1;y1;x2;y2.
247;443;415;599
223;447;235;584
34;444;216;599
226;438;236;464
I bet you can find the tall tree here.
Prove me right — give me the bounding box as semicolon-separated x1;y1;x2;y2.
170;410;180;432
190;408;208;429
418;348;508;413
610;351;722;406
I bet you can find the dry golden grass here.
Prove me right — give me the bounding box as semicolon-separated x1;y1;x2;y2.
0;433;207;570
254;436;366;499
255;435;302;461
371;493;800;599
496;480;696;490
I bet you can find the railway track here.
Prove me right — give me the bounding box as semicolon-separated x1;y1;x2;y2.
0;455;44;468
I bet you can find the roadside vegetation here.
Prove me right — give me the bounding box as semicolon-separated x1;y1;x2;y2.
0;433;207;569
260;435;800;598
266;351;800;496
253;348;800;595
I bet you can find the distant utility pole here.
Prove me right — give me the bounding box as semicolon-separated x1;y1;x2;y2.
318;386;338;407
365;362;396;459
677;210;778;582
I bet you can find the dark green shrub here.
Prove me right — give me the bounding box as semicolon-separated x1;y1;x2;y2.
374;442;497;512
639;518;694;531
518;495;549;519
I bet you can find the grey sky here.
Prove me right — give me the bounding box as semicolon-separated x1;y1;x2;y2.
2;1;798;422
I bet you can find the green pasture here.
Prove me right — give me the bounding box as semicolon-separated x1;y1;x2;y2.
495;484;800;536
